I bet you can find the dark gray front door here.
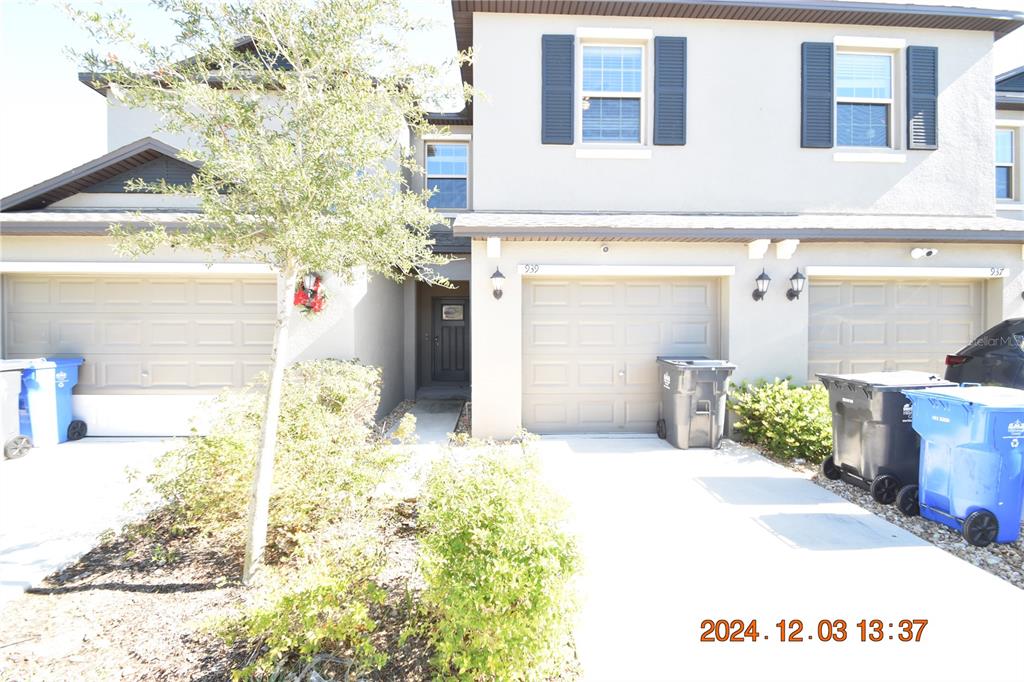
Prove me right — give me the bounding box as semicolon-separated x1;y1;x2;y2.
432;298;469;382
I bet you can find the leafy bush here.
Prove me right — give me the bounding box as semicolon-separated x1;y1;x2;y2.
149;359;404;556
223;525;389;681
729;379;833;463
416;449;581;680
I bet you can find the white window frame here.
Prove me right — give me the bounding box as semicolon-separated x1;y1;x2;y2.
424;141;469;211
577;41;647;146
996;127;1016;202
835;49;896;150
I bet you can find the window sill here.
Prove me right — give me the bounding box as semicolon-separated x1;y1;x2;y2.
832;151;906;164
575;147;652;160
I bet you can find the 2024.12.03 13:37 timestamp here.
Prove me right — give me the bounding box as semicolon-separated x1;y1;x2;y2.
700;619;928;643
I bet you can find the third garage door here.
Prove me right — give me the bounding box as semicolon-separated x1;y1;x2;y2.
808;278;985;376
522;277;720;433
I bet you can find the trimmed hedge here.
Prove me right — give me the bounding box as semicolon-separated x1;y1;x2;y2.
729;379;833;463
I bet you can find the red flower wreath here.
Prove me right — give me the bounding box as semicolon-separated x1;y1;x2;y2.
294;275;327;315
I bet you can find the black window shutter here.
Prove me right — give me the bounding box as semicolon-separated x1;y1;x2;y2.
907;46;938;150
542;34;574;145
654;36;687;145
801;42;834;148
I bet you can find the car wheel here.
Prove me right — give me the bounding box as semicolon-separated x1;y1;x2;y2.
3;436;31;460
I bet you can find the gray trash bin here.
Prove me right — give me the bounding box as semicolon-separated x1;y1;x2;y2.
1;359;35;460
656;357;737;449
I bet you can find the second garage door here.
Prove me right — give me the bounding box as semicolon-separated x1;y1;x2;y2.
808;278;985;376
522;277;720;433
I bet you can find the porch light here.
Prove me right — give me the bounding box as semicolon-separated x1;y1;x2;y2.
491;268;505;300
302;272;319;293
786;269;806;301
751;269;771;302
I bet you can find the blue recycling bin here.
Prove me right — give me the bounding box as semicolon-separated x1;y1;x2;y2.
900;385;1024;547
19;357;88;447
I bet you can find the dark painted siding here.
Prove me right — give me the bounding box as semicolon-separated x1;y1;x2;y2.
653;36;687;146
998;71;1024;92
907;46;938;150
541;34;574;145
801;42;834;148
82;157;197;192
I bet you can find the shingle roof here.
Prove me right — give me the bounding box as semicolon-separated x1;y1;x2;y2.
0;138;198;212
453;211;1024;243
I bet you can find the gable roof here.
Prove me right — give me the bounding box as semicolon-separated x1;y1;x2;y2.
451;0;1024;86
0;137;200;212
997;65;1024;110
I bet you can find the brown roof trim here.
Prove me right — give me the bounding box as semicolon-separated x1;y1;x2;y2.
452;0;1024;86
0;138;199;212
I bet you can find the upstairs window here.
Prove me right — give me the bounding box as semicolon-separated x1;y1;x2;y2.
581;45;643;143
996;128;1015;200
426;143;468;210
835;52;893;148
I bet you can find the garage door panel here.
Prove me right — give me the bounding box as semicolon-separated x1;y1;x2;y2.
4;275;274;394
809;279;984;376
523;277;720;433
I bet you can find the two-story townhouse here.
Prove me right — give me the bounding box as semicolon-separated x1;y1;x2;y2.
0;38;470;436
438;0;1024;439
997;64;1024;219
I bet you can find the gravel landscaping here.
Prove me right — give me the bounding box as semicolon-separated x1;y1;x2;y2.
732;441;1024;591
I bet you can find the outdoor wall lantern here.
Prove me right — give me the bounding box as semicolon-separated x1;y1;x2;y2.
302;273;318;294
786;269;807;301
491;268;505;300
751;269;771;302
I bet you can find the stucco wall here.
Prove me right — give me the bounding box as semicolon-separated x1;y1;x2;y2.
471;12;996;215
470;237;1023;439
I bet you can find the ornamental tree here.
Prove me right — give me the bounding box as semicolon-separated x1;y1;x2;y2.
71;0;466;582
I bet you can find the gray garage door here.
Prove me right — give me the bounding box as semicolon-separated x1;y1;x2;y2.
808;278;985;376
522;277;720;433
3;274;275;393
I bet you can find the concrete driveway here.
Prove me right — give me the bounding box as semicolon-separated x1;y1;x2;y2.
538;437;1024;682
0;438;175;609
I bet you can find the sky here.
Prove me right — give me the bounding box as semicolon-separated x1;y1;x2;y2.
1;0;1022;198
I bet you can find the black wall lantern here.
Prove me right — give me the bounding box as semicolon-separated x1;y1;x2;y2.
786;270;807;301
491;268;505;300
751;269;771;301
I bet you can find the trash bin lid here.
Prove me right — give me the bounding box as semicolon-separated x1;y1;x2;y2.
0;357;49;372
904;385;1024;408
816;371;953;391
657;356;737;370
46;356;85;367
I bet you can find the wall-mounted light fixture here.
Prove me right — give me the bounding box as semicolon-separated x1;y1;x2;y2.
752;269;771;302
302;272;319;294
491;268;505;300
786;269;807;301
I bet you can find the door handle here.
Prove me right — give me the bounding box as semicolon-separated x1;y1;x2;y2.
618;369;626;378
433;336;440;349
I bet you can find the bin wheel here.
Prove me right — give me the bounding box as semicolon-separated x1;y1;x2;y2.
820;456;841;481
67;419;88;441
870;474;900;505
895;484;919;517
656;419;667;440
3;436;31;460
962;510;999;547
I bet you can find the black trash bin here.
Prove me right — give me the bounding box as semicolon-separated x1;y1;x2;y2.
816;371;955;507
656;357;736;450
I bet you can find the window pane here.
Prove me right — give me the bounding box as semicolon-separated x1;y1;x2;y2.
836;53;892;99
997;166;1012;199
582;97;641;142
426;144;468;176
427;178;467;209
582;46;642;93
837;103;889;147
996;129;1014;164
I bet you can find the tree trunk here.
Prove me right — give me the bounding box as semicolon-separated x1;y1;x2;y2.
242;266;297;584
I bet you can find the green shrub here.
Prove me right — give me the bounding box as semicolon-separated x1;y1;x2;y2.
416;449;581;681
729;379;833;463
223;526;388;680
149;359;404;556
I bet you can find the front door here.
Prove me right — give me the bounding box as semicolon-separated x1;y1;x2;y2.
432;298;469;382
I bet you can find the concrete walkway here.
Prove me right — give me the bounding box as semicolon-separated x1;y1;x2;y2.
403;399;463;446
0;438;174;609
537;437;1024;682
